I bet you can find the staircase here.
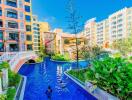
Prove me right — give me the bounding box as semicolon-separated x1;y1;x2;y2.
0;51;38;73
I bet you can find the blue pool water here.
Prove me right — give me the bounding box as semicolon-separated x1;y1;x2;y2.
18;58;97;100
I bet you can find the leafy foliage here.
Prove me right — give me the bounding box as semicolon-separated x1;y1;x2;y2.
8;70;21;87
38;45;47;58
7;88;16;100
35;57;43;63
0;61;9;72
69;57;132;99
0;94;6;100
111;38;132;56
51;54;70;61
79;45;104;60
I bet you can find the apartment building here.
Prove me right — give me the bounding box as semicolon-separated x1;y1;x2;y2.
0;0;28;54
96;19;109;47
84;18;97;46
54;28;63;54
109;7;132;44
84;7;132;48
43;32;56;54
25;0;33;51
32;15;40;52
39;22;50;48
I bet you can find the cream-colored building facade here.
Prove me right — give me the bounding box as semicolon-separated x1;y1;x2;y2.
84;7;132;48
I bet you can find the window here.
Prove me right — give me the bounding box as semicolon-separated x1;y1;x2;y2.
0;43;4;52
9;44;19;52
25;15;31;22
27;44;32;50
9;33;19;41
19;12;24;19
7;11;17;19
0;31;3;40
0;10;2;16
25;0;30;3
6;0;17;7
8;22;18;28
26;25;31;31
20;22;24;29
0;20;3;27
25;5;30;12
26;35;32;41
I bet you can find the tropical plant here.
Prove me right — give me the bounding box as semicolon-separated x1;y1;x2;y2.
111;38;132;56
38;45;47;59
64;39;70;44
51;54;70;61
8;70;21;87
0;61;9;71
0;94;7;100
7;87;16;100
86;57;132;99
79;45;104;60
35;57;43;63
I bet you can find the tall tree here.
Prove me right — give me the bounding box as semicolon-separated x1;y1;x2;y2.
66;0;82;69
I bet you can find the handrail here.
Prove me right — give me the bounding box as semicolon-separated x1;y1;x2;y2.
0;52;17;63
9;51;37;71
0;51;37;71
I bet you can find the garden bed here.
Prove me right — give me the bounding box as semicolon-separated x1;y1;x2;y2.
67;57;132;100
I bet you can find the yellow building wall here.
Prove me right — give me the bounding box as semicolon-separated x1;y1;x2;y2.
39;22;51;49
25;1;33;50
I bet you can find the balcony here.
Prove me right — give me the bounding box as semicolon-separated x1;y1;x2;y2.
25;0;30;3
26;25;31;32
9;44;19;52
6;9;17;19
6;0;17;8
0;31;3;40
26;35;32;41
0;20;3;27
0;9;2;16
8;33;19;41
27;44;32;51
0;43;4;52
8;21;18;29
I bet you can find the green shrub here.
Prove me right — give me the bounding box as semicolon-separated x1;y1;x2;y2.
8;70;21;87
112;52;122;58
0;94;7;100
0;61;9;71
35;57;43;63
7;88;16;100
51;54;70;61
129;56;132;60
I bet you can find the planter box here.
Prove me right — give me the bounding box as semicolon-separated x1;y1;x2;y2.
65;71;119;100
85;82;119;100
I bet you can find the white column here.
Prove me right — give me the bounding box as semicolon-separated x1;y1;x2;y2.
0;77;2;94
2;69;8;90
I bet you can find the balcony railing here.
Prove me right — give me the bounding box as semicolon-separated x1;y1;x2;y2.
9;37;18;41
0;47;4;52
7;12;17;19
8;22;18;29
8;34;19;41
9;47;19;52
6;1;17;8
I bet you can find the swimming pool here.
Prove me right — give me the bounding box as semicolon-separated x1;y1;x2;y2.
18;58;97;100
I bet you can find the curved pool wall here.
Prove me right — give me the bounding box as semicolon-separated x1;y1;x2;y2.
18;57;96;100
